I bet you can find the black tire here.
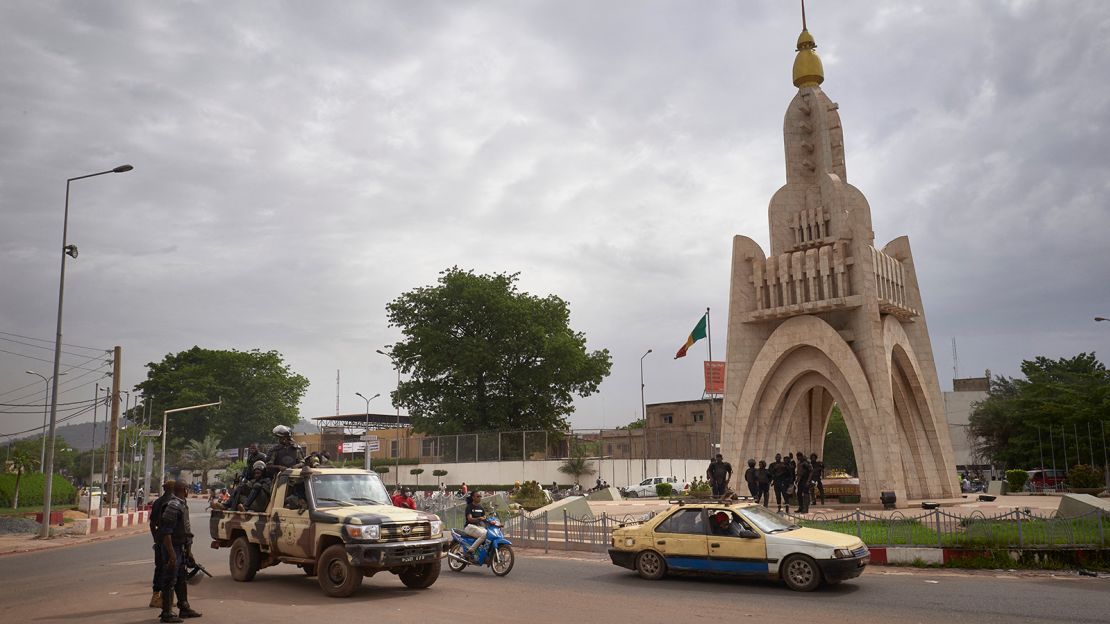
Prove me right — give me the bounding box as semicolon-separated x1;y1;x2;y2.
447;542;468;572
317;544;363;598
229;536;261;582
490;544;515;577
628;491;639;498
302;564;317;576
635;550;666;580
781;554;822;592
399;561;441;589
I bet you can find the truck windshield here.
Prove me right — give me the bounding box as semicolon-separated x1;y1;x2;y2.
310;473;391;508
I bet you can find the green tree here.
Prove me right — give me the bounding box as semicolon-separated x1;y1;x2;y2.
557;455;595;487
182;434;225;491
969;353;1110;468
409;468;424;486
134;347;309;457
821;406;857;476
7;449;38;508
386;268;612;435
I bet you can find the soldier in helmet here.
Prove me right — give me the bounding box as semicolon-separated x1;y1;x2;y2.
265;425;304;475
241;443;266;480
158;481;201;622
238;461;273;512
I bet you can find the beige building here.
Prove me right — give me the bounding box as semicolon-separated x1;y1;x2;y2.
943;375;990;470
719;24;960;504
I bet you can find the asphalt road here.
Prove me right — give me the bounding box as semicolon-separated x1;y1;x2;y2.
1;510;1107;624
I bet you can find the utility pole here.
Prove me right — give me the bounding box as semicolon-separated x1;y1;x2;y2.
105;346;121;507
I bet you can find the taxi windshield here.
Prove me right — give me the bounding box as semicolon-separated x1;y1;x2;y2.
309;473;390;508
737;505;799;533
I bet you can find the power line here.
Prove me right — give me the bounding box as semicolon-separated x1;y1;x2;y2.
0;334;109;359
0;330;109;353
0;401;98;438
1;363;113;406
0;347;109;372
0;351;114;401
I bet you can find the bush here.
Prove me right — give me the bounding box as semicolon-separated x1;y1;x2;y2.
511;480;548;511
0;474;76;507
1005;469;1029;492
655;482;674;497
1067;464;1103;489
689;481;711;497
372;466;391;475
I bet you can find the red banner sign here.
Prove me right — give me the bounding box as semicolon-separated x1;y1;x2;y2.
704;361;726;395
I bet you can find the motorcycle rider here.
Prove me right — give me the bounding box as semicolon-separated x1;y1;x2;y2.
463;492;487;561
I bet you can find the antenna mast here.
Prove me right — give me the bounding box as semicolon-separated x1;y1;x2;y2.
801;0;808;31
335;369;340;416
951;338;959;380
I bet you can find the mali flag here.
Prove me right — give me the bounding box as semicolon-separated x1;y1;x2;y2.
674;314;707;359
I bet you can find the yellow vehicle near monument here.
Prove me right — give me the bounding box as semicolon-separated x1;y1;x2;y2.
608;500;868;591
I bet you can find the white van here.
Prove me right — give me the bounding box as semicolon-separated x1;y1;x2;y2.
623;476;680;498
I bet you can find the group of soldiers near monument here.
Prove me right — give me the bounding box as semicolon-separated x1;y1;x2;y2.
706;452;825;514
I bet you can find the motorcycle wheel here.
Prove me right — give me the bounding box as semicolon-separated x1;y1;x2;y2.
490;545;515;577
447;542;468;572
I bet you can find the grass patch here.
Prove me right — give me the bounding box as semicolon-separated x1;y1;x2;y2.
800;517;1109;548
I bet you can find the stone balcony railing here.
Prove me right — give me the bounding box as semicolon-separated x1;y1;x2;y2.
871;246;918;320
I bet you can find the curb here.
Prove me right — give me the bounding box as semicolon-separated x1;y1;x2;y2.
868;546;1109;566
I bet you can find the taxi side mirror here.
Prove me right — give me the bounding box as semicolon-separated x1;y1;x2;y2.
737;529;759;539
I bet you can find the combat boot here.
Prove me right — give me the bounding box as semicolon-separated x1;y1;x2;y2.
160;611;183;623
176;582;202;618
149;591;162;608
178;605;202;619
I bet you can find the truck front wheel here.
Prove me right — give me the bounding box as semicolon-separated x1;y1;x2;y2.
317;544;363;598
399;561;441;589
229;536;261;582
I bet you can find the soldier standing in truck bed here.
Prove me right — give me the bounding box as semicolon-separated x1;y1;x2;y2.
265;425;305;475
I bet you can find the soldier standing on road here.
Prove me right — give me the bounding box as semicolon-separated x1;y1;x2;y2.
755;460;772;507
148;479;175;609
743;459;758;500
158;481;201;622
706;454;732;498
770;454;789;513
783;452;797;509
809;453;825;505
794;452;812;514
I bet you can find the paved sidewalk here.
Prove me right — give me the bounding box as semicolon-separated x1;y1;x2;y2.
0;523;149;557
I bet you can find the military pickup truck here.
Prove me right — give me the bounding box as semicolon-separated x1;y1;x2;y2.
210;467;448;597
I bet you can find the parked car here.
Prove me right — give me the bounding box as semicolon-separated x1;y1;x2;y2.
609;500;868;591
1025;468;1066;491
621;476;680;498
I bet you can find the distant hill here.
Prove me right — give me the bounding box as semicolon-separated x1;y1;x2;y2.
15;419;320;452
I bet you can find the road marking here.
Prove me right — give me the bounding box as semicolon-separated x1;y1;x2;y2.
106;559;151;566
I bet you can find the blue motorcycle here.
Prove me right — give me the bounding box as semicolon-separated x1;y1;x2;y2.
447;514;515;577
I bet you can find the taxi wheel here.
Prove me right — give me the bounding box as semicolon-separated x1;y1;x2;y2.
781;554;821;592
635;550;667;580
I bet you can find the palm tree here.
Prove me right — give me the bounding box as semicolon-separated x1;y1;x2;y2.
8;449;38;509
558;455;596;487
183;434;224;492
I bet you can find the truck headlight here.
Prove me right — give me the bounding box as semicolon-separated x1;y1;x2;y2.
833;548;853;559
345;524;380;540
430;520;443;536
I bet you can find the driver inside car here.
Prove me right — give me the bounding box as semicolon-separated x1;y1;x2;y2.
711;511;746;537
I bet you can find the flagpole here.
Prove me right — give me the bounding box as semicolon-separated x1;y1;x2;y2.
705;307;715;458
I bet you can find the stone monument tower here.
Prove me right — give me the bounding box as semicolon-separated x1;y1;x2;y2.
719;23;960;504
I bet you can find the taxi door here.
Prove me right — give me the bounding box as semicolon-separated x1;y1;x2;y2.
651;508;709;571
706;508;768;575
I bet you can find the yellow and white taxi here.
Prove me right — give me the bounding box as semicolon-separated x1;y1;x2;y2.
608;500;868;591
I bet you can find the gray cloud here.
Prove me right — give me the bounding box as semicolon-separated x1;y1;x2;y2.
2;1;1108;438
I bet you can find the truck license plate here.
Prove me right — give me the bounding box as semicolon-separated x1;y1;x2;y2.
401;554;429;563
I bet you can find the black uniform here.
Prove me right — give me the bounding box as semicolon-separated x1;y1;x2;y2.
149;490;174;595
241;450;266;479
241;475;273;512
795;458;813;513
707;459;733;497
265;441;304;476
754;466;772;507
811;459;825;504
743;464;759;499
783;457;797;506
158;496;195;619
769;459;789;511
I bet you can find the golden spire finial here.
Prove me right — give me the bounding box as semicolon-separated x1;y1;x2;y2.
792;0;824;88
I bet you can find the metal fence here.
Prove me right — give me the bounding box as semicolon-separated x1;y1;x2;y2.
786;508;1109;549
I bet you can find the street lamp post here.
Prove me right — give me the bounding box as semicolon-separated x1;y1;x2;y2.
159;400;222;483
355;392;380;469
640;349;653;480
25;370;65;473
39;163;132;539
376;349;402;486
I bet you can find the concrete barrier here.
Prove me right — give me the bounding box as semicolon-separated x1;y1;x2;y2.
528;495;592;519
586;487;622;502
1057;493;1110;519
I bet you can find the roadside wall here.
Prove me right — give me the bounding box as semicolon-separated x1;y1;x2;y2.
372;458;710;488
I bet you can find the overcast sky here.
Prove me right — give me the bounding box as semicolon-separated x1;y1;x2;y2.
2;0;1109;440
